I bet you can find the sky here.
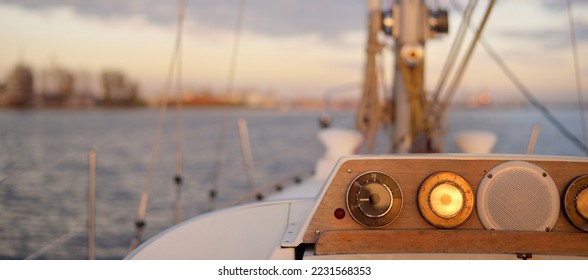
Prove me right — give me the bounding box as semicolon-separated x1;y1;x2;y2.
0;0;587;103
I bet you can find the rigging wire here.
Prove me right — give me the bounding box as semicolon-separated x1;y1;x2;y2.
566;0;588;155
209;0;247;211
0;154;77;188
180;127;320;214
448;0;588;154
130;0;188;251
482;38;588;154
439;0;495;112
25;222;84;260
173;0;187;225
430;0;478;108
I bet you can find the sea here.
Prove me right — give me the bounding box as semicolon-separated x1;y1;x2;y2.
0;105;586;259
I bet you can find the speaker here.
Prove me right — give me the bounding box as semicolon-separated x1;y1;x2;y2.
477;161;560;231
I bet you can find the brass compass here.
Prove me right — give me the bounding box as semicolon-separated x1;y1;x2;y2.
418;171;474;228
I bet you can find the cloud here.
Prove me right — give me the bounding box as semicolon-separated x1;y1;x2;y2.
499;19;588;50
0;0;366;39
489;0;588;49
540;0;588;12
2;0;172;22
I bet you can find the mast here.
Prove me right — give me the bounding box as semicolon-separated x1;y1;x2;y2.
358;0;448;153
392;0;425;153
390;0;446;153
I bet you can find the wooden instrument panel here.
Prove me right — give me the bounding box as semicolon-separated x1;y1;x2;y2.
302;155;588;257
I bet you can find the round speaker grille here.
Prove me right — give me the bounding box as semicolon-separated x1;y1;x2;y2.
477;161;560;231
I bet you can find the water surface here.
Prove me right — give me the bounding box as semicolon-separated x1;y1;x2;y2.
0;106;585;259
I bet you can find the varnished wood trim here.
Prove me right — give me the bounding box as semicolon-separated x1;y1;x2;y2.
315;230;588;256
303;157;588;243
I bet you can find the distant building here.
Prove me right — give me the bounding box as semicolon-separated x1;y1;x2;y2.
1;62;144;108
243;89;279;108
0;63;34;107
38;65;96;108
39;65;75;107
69;70;97;108
100;69;142;106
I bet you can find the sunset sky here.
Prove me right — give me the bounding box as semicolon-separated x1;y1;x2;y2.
0;0;587;102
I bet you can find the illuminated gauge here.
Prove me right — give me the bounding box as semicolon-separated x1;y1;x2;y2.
418;171;474;228
564;175;588;232
346;171;403;228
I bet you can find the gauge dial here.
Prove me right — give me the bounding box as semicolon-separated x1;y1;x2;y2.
564;175;588;232
418;171;474;228
346;171;403;228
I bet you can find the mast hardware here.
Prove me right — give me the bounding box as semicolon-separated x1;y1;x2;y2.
381;5;449;38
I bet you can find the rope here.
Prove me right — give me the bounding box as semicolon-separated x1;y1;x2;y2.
566;0;588;155
377;51;393;127
209;0;247;211
399;56;427;138
356;6;384;152
130;0;188;251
